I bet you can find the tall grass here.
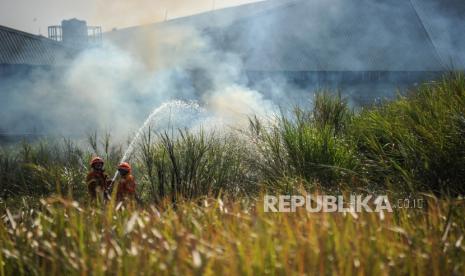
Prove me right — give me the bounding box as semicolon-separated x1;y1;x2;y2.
0;139;86;200
351;73;465;194
312;91;351;134
1;195;464;275
0;134;124;201
1;73;465;274
138;129;257;204
249;74;465;194
1;73;465;199
248;91;359;191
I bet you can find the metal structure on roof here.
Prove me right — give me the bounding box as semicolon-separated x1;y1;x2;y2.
48;19;102;46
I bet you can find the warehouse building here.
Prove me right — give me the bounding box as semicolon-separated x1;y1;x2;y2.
105;0;464;95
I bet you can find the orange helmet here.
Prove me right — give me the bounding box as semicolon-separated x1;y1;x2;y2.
90;157;104;166
117;162;131;172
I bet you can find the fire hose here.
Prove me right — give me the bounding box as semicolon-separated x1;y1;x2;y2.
104;175;142;205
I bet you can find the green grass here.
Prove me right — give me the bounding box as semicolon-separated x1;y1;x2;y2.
137;129;256;203
2;74;465;197
1;73;465;274
350;73;465;194
247;91;359;191
248;74;465;194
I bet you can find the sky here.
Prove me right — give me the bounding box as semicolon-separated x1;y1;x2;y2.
0;0;261;35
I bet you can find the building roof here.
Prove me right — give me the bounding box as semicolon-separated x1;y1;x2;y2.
0;25;78;66
106;0;289;35
106;0;463;71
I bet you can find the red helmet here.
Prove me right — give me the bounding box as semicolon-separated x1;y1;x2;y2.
90;157;104;166
117;162;131;172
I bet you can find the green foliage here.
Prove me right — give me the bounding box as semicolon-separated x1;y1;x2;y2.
0;134;124;201
1;74;465;274
312;91;352;134
1;73;465;199
0;139;87;199
138;129;256;204
249;92;359;190
351;73;465;194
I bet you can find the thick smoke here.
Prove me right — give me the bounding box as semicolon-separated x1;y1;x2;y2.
1;0;464;139
1;24;277;139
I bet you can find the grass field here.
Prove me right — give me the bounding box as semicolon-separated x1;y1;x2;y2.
1;73;465;275
1;195;464;275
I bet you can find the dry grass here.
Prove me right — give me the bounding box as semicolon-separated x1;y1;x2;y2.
1;195;464;275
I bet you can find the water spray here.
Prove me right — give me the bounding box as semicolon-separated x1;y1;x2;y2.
107;100;204;195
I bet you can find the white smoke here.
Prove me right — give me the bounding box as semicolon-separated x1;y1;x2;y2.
1;0;463;139
0;23;278;139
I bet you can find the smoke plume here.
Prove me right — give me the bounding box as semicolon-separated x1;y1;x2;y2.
1;0;464;140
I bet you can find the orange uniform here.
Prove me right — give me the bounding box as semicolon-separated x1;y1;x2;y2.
86;170;110;199
116;174;136;202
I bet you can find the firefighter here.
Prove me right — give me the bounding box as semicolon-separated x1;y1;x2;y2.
115;162;136;202
86;157;111;200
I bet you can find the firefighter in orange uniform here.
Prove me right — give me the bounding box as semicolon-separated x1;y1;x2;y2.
86;157;111;200
115;162;136;202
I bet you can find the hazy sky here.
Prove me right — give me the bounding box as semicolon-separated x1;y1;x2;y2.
0;0;261;34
